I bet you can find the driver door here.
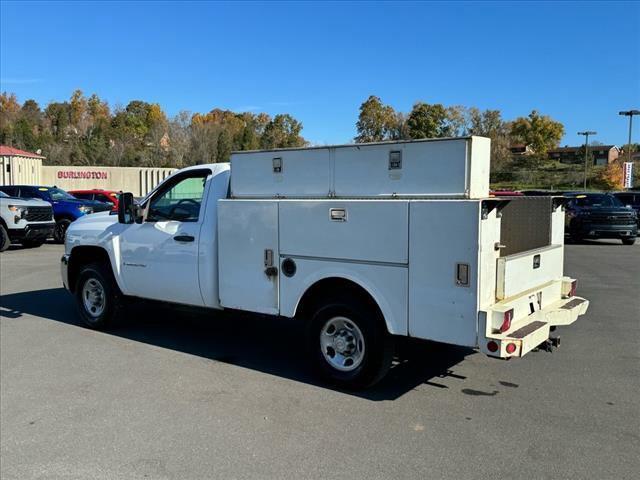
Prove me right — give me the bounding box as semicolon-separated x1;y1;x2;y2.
119;169;211;306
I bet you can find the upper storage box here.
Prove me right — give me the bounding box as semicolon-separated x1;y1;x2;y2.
230;136;490;199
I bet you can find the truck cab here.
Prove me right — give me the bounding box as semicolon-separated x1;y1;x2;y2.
61;137;589;388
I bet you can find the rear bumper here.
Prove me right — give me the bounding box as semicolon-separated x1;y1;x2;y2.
480;279;589;358
8;223;55;242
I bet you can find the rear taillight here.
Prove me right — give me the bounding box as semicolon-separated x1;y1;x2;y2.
506;342;517;354
500;309;514;333
569;280;577;297
487;341;499;353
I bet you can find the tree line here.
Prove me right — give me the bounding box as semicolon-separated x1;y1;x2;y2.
0;90;633;189
0;90;306;167
354;95;565;172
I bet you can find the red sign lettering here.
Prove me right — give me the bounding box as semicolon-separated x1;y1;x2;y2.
56;170;109;180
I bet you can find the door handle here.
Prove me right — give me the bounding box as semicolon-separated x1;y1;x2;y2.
174;234;195;242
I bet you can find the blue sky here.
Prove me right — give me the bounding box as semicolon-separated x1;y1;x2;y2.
1;1;638;146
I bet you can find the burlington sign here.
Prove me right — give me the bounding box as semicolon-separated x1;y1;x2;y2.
57;170;109;180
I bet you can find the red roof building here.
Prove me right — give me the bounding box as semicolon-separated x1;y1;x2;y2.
0;145;46;159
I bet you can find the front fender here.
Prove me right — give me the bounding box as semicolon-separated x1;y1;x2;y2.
65;214;128;294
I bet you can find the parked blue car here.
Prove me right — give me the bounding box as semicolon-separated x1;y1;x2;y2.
0;185;113;243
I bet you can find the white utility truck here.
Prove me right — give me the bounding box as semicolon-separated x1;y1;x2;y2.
61;137;589;388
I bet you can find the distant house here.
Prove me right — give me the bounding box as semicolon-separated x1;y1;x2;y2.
0;145;46;186
509;144;535;156
0;145;46;161
620;148;640;163
547;145;620;166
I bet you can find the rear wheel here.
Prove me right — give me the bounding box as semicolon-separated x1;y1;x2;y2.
306;294;393;389
75;262;126;329
622;237;636;245
0;225;10;252
53;219;71;244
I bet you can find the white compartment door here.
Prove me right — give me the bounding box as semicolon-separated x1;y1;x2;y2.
409;201;480;346
218;200;279;315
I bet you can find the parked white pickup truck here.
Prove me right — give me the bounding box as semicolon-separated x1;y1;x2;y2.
61;137;589;388
0;190;55;251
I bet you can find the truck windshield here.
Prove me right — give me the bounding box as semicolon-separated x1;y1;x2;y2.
45;187;77;201
573;194;623;207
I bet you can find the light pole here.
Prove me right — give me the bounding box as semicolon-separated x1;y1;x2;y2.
619;110;639;165
578;131;596;190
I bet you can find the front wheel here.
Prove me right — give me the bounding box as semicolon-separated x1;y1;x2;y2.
307;294;393;389
622;237;636;245
53;219;71;244
75;262;125;329
0;225;10;252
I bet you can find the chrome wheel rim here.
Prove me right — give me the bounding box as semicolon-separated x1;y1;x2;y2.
82;278;105;318
320;316;365;372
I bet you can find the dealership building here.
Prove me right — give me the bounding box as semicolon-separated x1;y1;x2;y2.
0;146;175;196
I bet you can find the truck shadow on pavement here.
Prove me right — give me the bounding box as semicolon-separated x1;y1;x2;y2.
0;287;473;401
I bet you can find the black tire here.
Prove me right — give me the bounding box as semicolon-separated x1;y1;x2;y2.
0;224;10;252
75;262;126;329
21;239;46;248
622;237;636;245
306;293;394;389
53;219;71;244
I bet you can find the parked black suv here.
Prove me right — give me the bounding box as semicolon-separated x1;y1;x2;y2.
612;191;640;232
565;193;638;245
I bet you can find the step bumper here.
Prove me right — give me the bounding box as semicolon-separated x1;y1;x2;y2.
479;296;589;358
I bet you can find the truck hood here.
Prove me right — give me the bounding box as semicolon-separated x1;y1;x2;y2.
0;196;51;207
72;210;116;225
58;198;113;211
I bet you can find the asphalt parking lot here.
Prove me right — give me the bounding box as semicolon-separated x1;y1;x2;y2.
1;241;639;480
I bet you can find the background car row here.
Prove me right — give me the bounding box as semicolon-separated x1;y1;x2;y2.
0;186;119;250
2;185;638;252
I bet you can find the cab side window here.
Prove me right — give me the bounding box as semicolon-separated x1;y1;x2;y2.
74;193;93;200
0;186;18;196
147;172;209;222
21;187;42;200
95;194;115;207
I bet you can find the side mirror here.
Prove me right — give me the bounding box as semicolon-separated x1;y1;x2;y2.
118;192;137;224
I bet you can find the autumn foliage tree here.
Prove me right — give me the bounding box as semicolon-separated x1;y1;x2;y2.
354;95;397;142
510;110;565;163
0;90;307;167
354;97;520;173
406;102;450;139
598;160;624;190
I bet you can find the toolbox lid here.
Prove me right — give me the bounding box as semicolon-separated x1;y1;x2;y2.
230;136;490;199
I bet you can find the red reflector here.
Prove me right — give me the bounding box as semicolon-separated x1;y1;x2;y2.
569;280;577;297
500;309;514;333
487;341;499;353
506;343;517;354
